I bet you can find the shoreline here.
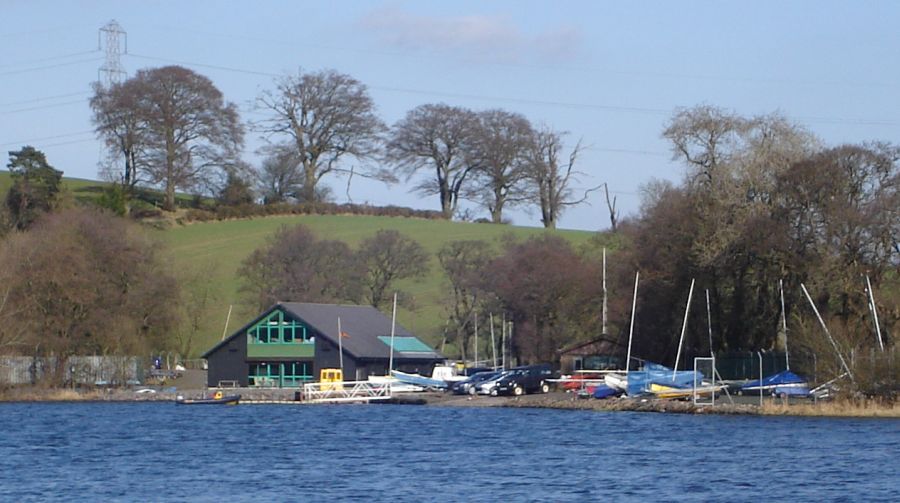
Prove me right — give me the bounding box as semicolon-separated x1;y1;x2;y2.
2;387;897;418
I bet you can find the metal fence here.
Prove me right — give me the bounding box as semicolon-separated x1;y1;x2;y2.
0;356;145;385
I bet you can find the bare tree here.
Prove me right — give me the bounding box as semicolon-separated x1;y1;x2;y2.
91;66;244;211
239;224;363;311
438;240;494;360
357;230;429;309
90;82;146;191
256;69;386;203
604;183;619;231
0;208;180;376
173;261;219;359
663;105;748;188
385;104;479;219
255;143;304;204
524;126;598;229
467;110;534;223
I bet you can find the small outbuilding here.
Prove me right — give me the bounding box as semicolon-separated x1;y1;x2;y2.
202;302;443;388
557;335;625;374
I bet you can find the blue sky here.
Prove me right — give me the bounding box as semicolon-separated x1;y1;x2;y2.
2;1;898;231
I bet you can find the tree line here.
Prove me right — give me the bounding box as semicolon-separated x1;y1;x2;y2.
2;100;896;395
89;65;596;228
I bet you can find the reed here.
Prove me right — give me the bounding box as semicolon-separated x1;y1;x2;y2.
0;387;107;402
760;398;900;418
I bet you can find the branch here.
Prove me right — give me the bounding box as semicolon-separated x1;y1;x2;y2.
559;183;604;207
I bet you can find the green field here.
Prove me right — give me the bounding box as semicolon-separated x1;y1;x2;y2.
0;170;118;205
1;170;609;356
163;214;602;356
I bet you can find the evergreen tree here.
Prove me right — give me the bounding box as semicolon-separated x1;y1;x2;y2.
5;146;63;230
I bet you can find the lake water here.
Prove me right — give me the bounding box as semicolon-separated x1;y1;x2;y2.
0;403;897;502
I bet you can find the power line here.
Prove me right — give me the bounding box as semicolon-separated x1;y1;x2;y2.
0;130;95;148
125;52;900;128
0;24;92;39
0;49;100;69
0;57;104;77
2;138;99;150
0;91;92;108
587;147;669;157
37;138;99;149
137;24;900;90
128;53;669;115
0;99;89;115
128;53;278;77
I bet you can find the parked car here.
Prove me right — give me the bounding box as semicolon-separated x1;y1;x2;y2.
449;371;501;395
476;371;511;395
491;364;555;396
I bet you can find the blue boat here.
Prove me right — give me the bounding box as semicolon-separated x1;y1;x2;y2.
740;370;808;397
626;362;701;396
591;384;621;399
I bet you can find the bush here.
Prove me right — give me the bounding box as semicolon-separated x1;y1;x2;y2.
173;200;446;223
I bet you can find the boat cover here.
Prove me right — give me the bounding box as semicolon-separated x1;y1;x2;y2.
592;384;620;399
626;362;701;396
741;370;807;393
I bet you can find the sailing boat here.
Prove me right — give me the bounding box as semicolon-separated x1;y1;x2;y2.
604;271;639;393
740;280;809;398
646;279;725;399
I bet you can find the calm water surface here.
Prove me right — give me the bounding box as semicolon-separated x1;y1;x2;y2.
0;403;897;502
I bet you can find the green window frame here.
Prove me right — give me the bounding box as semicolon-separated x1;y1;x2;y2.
247;309;309;344
248;361;313;388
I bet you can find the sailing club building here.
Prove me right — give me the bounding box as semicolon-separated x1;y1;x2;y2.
202;302;444;388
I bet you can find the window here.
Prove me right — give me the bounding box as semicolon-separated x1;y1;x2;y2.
248;361;313;388
247;310;309;344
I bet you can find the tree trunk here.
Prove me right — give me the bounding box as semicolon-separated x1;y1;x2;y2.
491;206;503;224
164;128;177;211
490;191;504;223
541;196;556;229
165;184;176;212
302;163;318;203
439;181;453;219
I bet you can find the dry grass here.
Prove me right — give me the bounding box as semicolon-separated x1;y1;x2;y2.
0;387;108;402
761;398;900;418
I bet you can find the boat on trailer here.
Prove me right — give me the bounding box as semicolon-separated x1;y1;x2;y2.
175;391;240;405
740;370;809;397
648;381;726;400
390;370;448;390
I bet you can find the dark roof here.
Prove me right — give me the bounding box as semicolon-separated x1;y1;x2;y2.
203;302;442;361
557;334;625;356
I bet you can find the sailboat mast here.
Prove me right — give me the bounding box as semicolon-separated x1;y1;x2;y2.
474;310;479;367
602;247;608;336
388;292;397;374
508;321;513;368
780;279;789;371
625;271;639;373
801;283;854;382
490;312;497;370
866;275;885;352
221;304;233;341
501;313;506;370
337;316;344;373
706;289;713;357
673;278;695;380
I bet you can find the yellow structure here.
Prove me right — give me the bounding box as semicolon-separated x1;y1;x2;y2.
320;368;344;391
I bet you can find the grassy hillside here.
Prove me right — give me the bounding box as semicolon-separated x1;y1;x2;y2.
163;214;604;356
0;170;119;206
1;170;609;357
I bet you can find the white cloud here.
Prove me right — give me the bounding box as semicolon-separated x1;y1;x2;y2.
358;6;583;64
